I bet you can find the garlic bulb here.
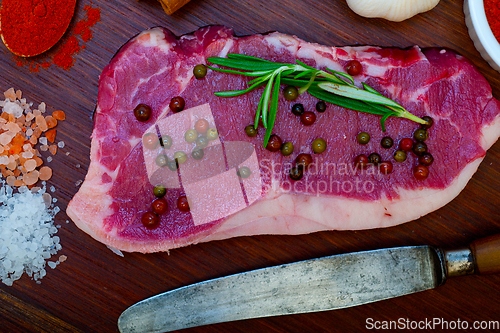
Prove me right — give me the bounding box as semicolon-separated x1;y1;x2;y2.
346;0;440;22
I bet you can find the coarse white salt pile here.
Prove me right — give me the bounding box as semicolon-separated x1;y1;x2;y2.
0;182;61;286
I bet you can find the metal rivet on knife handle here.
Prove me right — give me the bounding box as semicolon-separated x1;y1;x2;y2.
443;248;474;277
470;234;500;275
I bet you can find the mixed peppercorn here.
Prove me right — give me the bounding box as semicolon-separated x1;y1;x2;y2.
354;117;434;180
135;59;434;228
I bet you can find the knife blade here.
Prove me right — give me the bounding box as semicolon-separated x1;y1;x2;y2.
118;234;500;333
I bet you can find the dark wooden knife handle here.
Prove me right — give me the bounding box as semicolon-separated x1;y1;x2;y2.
470;234;500;275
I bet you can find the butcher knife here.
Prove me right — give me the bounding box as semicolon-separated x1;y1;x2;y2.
118;234;500;333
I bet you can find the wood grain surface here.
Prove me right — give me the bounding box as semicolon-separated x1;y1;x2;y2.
1;0;500;332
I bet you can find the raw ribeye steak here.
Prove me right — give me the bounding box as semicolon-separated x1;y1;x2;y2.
67;26;500;253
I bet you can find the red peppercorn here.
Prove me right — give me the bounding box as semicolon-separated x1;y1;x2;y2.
296;153;313;169
346;60;362;76
300;111;316;126
141;211;159;229
194;118;209;134
414;164;429;180
177;195;190;212
152;198;168;215
134;104;152;122
354;154;369;169
266;134;282;152
419;153;434;166
379;161;394;174
399;138;414;151
169;96;185;113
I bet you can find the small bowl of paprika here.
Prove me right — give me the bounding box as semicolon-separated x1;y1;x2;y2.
464;0;500;73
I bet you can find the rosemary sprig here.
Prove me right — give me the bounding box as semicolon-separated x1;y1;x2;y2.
207;53;427;147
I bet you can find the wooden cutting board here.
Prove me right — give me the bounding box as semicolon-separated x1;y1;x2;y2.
1;0;499;332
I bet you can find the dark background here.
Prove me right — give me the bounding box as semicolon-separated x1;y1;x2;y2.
1;0;499;332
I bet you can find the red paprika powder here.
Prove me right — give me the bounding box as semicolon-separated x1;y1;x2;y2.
485;0;500;43
0;0;77;57
13;4;101;72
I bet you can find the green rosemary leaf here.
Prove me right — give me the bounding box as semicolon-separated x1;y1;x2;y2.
214;90;249;97
298;72;318;94
261;72;277;128
263;73;281;148
318;82;403;109
207;57;284;71
214;80;266;97
362;83;383;96
227;53;275;63
254;96;264;130
248;72;274;85
380;112;396;132
324;68;355;85
206;65;271;77
306;86;389;116
295;60;316;71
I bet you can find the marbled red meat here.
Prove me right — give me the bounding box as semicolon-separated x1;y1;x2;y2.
66;26;500;253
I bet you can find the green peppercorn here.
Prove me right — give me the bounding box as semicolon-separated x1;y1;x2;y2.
245;125;258;137
193;64;207;79
206;128;219;140
289;166;303;181
174;151;187;164
160;135;172;149
191;148;204;160
369;153;381;165
381;136;394;149
413;128;428;142
196;136;209;148
281;142;294;156
237;166;252;179
316;101;327;113
155;154;169;167
421;116;434;129
393;150;407;162
153;185;167;198
283;86;299;101
184;129;198;143
356;132;370;145
167;160;178;171
312;138;327;154
412;142;427;156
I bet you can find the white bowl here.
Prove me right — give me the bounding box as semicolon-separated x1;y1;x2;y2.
464;0;500;73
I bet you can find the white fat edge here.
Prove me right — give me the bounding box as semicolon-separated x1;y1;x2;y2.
264;33;300;53
481;110;500;150
134;28;173;51
296;45;346;72
215;39;235;58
